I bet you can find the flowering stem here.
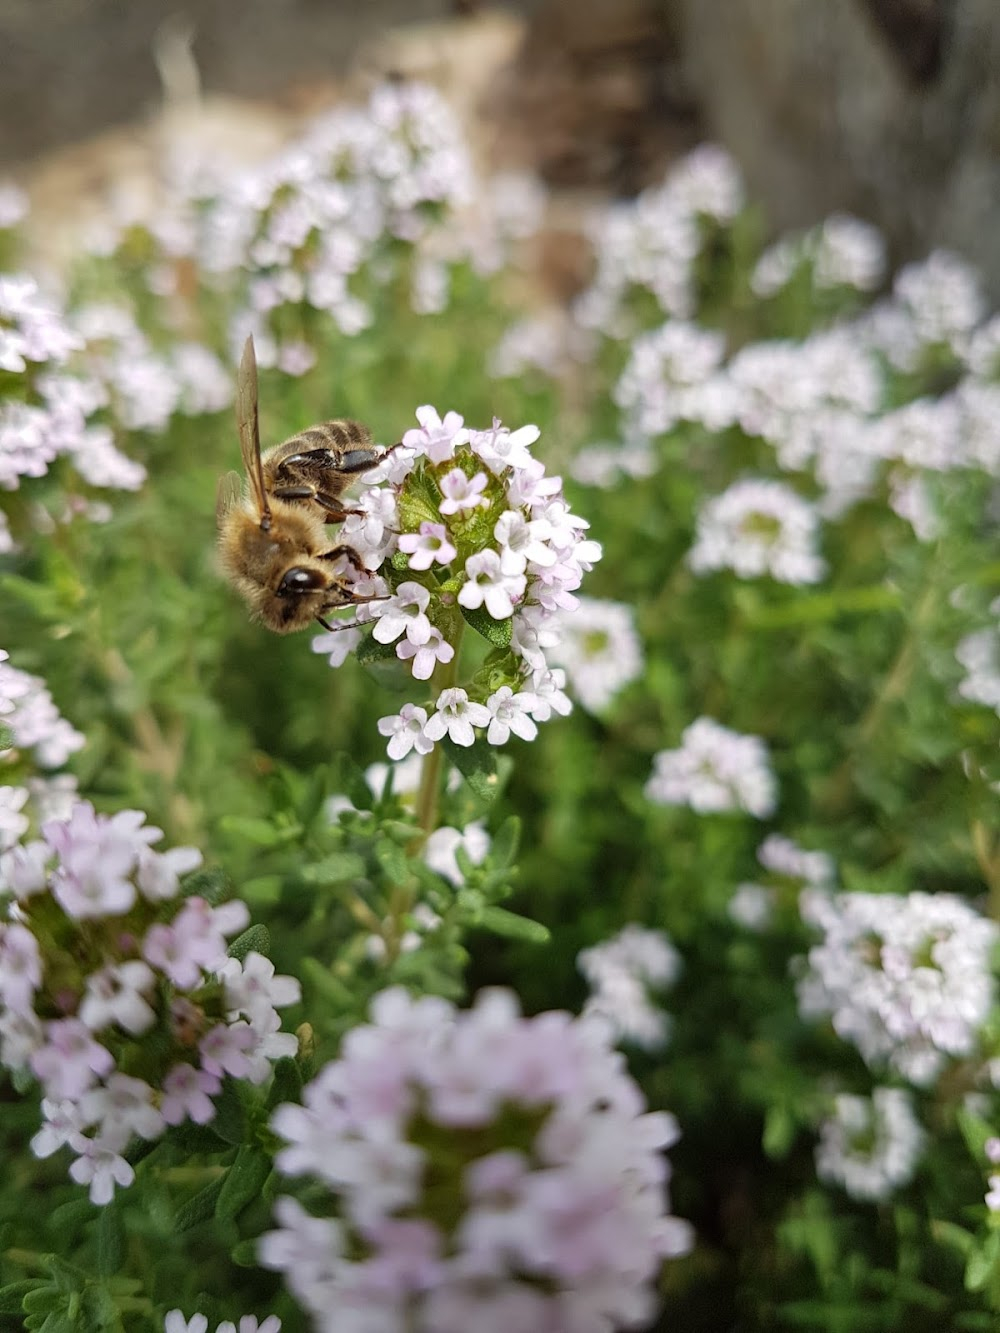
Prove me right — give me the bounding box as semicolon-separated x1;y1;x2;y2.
414;620;464;837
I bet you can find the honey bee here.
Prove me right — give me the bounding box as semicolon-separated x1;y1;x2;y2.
217;336;387;633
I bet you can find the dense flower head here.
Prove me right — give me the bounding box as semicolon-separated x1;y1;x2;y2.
72;302;232;435
796;890;999;1086
313;405;600;757
193;82;533;356
262;986;692;1333
578;925;681;1050
575;145;744;337
688;478;827;585
546;597;643;714
815;1088;925;1202
751;213;886;298
956;612;1000;716
645;718;777;818
613;321;729;439
0;278;148;512
165;1313;281;1333
729;834;835;930
0;650;85;769
0;800;299;1203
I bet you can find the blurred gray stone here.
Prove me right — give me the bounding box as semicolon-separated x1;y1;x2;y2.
678;0;1000;292
0;0;535;165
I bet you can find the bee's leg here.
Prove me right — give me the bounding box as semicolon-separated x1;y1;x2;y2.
315;615;363;632
335;449;384;474
318;544;368;575
315;493;364;524
271;484;317;502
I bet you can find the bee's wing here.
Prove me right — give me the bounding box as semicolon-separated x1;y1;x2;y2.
235;335;272;528
216;470;244;530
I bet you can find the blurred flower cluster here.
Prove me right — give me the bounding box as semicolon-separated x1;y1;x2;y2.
0;799;299;1203
263;986;691;1333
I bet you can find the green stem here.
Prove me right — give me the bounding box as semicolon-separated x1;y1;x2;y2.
414;622;463;837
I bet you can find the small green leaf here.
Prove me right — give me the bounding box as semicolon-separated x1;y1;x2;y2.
174;1176;226;1233
762;1105;795;1160
459;604;513;649
490;816;520;869
442;737;500;804
216;1146;272;1224
930;1220;975;1258
374;835;410;885
180;866;230;904
95;1204;126;1277
966;1230;1000;1292
476;905;550;943
227;924;270;962
355;632;400;666
217;817;286;847
301;853;366;886
211;1080;249;1146
229;1239;259;1269
22;1289;60;1316
329;752;376;811
0;721;13;751
0;1283;39;1316
267;1057;303;1110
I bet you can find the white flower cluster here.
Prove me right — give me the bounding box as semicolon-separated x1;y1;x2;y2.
73;302;231;435
688;478;826;585
0;800;300;1204
0;648;85;769
309;405;600;757
797;890;999;1085
729;834;835;930
547;597;643;713
956;613;1000;716
183;83;532;358
165;1313;280;1333
985;1137;1000;1213
646;718;777;819
613;322;728;439
751;213;886;298
578;169;1000;539
815;1088;925;1202
0;274;146;508
262;986;692;1333
575;145;744;337
488;311;592;382
578;924;681;1050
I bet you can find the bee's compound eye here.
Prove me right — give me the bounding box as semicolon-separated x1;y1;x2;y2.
278;566;326;594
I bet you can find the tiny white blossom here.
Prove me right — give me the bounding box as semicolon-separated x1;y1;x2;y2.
494;511;556;575
458;551;525;620
402;405;470;466
370;582;433;646
311;627;362;667
398;521;457;570
485;687;538;745
439;468;489;515
377;704;433;761
396;627;455;681
424;689;491;748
